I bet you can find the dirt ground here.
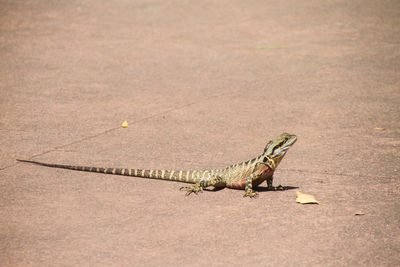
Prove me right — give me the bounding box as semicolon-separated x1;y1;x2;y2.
1;0;399;266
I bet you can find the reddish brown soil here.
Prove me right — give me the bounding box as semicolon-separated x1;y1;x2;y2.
1;0;399;266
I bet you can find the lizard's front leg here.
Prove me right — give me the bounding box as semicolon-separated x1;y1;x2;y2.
180;175;224;196
243;174;258;198
266;175;285;191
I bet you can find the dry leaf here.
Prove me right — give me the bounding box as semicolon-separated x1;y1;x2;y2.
373;127;385;131
355;211;365;216
121;121;128;128
296;191;319;204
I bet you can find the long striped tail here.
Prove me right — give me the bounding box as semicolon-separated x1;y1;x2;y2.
16;159;210;184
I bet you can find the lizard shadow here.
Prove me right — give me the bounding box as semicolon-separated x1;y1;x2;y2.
256;185;299;192
203;186;298;192
203;187;225;192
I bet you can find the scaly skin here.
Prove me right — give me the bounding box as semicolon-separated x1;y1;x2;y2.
17;133;297;198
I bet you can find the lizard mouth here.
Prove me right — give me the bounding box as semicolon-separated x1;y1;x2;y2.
273;135;297;155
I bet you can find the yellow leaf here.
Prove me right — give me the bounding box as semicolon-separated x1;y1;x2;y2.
296;191;319;204
373;127;385;131
355;211;365;216
121;121;128;128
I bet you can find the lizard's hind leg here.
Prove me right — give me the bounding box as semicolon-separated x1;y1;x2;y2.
180;175;224;196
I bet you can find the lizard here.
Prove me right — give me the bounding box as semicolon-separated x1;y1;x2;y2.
17;132;296;198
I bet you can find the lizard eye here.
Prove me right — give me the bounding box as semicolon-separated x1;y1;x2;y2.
263;157;268;162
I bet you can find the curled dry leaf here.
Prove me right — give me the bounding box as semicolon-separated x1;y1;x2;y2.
296;191;319;204
373;127;385;131
121;121;128;128
355;211;365;216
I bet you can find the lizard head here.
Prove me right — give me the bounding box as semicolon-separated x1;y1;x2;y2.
261;133;297;170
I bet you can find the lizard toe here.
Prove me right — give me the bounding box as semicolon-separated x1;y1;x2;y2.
243;191;259;198
180;184;203;196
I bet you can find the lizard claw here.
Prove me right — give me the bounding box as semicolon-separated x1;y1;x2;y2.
180;184;203;196
268;184;285;191
243;190;259;198
276;184;285;191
